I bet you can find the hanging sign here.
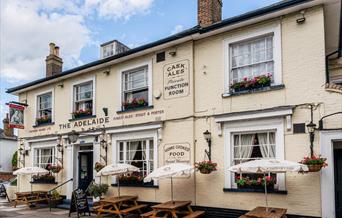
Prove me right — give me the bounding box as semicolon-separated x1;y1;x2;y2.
9;103;25;129
163;60;190;99
164;142;190;164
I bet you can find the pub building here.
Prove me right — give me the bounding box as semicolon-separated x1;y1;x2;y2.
6;0;342;217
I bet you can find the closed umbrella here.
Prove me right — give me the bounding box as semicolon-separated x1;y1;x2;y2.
228;159;308;212
13;167;49;192
144;163;194;203
96;163;139;197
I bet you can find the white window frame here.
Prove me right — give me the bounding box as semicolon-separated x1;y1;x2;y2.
111;129;158;185
70;76;96;116
224;23;282;94
118;61;153;111
34;89;54;123
31;144;56;168
224;118;285;190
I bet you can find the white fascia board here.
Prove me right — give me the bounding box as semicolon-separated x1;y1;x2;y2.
215;109;293;123
106;123;162;134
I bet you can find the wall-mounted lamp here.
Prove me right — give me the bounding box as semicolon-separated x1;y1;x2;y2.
306;104;317;157
100;130;108;164
103;70;110;76
56;135;64;166
168;48;177;57
203;130;212;161
296;10;306;24
102;107;108;117
18;138;26;167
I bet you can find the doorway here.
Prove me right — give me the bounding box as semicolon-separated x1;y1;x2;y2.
78;151;93;191
335;142;342;218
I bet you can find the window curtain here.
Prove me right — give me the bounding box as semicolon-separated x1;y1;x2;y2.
40;148;52;168
240;134;254;162
269;132;276;158
258;133;269;158
128;141;139;160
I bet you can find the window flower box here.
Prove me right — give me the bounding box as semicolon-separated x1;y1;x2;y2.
118;172;153;186
36;116;52;125
72;109;92;119
122;98;148;110
47;164;63;173
230;74;272;93
236;175;276;190
32;174;56;184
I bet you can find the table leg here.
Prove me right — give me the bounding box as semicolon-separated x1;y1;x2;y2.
171;209;178;218
187;205;193;213
96;204;104;218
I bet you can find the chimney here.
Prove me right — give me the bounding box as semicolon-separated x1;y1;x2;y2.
45;42;63;77
3;114;13;137
198;0;222;27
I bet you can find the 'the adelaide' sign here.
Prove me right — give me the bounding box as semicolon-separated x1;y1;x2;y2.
163;60;190;99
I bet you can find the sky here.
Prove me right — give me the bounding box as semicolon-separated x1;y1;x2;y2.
0;0;281;127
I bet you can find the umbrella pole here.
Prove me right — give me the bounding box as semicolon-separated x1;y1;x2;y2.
31;175;33;192
264;173;268;212
171;177;174;204
118;177;120;197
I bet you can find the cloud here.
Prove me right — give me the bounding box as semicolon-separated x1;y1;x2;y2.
0;0;91;83
84;0;154;20
171;25;184;35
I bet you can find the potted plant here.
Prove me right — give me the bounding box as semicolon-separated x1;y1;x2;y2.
50;164;63;173
95;162;105;172
72;109;92;119
123;98;148;110
36;115;52;125
87;182;109;202
195;161;217;174
299;155;328;172
12;151;18;171
49;190;63;207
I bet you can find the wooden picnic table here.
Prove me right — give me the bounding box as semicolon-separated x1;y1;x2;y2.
13;190;49;208
241;206;287;218
95;195;147;218
142;201;204;218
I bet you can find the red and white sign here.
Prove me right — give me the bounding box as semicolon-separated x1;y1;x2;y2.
9;103;25;129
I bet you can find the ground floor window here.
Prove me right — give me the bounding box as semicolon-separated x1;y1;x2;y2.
233;131;277;189
118;139;154;183
33;147;55;169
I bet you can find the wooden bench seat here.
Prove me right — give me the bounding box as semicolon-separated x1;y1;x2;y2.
183;211;205;218
120;204;147;213
140;210;164;218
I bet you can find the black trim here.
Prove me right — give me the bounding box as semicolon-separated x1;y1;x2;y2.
68;115;96;122
32;122;55;128
7;0;311;94
224;84;285;97
111;183;158;189
31;181;58;184
116;105;154;114
223;188;287;195
339;0;342;57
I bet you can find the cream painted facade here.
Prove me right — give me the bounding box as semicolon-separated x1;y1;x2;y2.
9;3;342;218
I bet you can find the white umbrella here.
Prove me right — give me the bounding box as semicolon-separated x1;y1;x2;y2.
228;159;308;212
13;167;49;191
144;163;194;203
96;163;139;197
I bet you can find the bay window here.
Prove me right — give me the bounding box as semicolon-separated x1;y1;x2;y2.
33;147;55;169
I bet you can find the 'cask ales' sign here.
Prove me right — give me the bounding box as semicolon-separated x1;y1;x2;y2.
163;60;190;99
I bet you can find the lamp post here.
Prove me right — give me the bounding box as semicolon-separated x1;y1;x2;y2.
307;105;317;157
100;130;108;164
56;135;64;166
203;130;212;161
18;138;25;167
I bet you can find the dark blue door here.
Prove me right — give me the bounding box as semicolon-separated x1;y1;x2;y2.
335;149;342;217
78;152;93;191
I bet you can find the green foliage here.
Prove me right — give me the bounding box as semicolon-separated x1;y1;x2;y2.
10;178;17;186
12;151;18;170
51;190;60;199
88;183;109;198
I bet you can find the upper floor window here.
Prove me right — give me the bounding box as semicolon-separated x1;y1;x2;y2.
73;81;93;118
230;35;274;84
36;92;52;125
102;44;114;58
122;66;149;110
225;24;281;94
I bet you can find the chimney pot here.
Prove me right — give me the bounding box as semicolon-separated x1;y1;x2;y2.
198;0;222;27
55;46;60;56
49;42;55;55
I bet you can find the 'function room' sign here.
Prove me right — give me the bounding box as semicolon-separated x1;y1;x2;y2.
163;60;190;99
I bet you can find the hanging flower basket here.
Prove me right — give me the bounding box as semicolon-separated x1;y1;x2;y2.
195;161;217;174
95;162;105;172
299;155;328;172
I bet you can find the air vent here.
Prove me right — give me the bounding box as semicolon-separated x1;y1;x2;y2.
293;123;306;134
156;52;165;63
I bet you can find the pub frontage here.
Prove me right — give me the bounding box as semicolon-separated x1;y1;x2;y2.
6;0;342;217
